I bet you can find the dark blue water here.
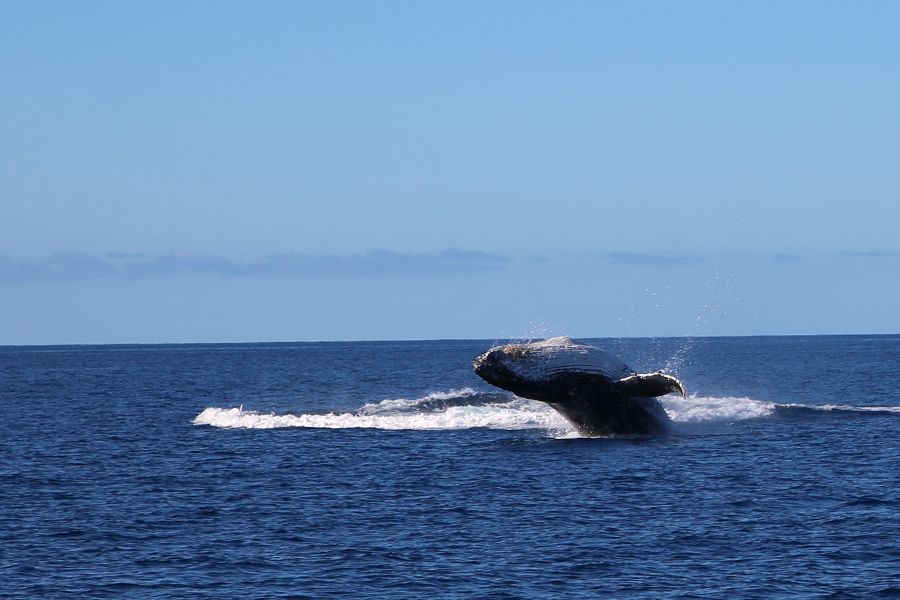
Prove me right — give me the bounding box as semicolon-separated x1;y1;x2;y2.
2;336;898;598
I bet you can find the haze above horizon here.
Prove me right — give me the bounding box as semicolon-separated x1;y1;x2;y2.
2;2;898;345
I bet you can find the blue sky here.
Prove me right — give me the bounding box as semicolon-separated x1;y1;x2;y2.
2;1;898;344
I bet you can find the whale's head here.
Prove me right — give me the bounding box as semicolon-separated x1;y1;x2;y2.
473;345;536;397
473;337;589;399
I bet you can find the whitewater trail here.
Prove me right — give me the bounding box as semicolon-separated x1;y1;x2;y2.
192;388;900;434
194;388;567;432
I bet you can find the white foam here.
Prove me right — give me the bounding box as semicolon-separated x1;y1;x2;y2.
661;395;776;423
193;390;571;432
194;389;788;433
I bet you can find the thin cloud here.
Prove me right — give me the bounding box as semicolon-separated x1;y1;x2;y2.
0;249;510;283
252;248;508;277
605;252;703;267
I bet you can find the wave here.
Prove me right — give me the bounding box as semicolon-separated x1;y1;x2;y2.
772;403;900;417
193;388;900;434
355;388;513;415
193;388;569;432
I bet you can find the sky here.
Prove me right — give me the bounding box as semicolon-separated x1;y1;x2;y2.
1;1;899;344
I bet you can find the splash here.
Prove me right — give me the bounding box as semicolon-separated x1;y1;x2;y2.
194;389;900;434
193;388;570;432
661;395;776;423
661;337;696;374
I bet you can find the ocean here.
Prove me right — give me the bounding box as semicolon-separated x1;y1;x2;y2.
1;335;898;598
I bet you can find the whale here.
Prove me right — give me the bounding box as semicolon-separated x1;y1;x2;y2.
473;336;685;436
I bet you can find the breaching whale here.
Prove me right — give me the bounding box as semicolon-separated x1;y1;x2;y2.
473;336;685;436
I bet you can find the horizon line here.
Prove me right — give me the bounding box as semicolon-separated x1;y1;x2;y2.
3;330;899;349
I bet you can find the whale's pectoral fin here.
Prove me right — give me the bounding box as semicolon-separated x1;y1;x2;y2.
614;372;686;398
